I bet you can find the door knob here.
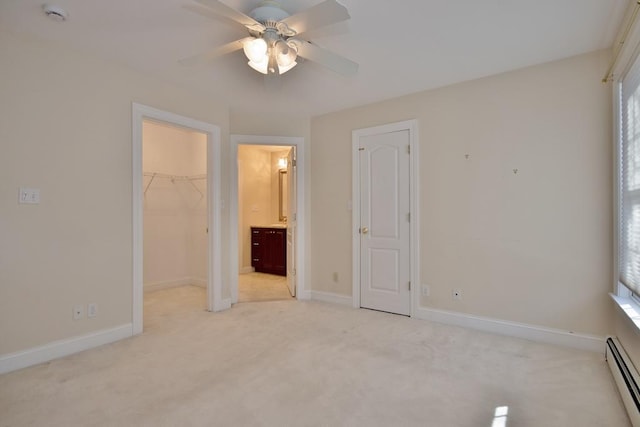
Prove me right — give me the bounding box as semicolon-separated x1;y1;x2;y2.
361;227;369;234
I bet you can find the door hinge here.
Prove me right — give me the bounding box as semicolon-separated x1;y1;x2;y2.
358;147;365;151
407;145;411;154
293;268;296;276
291;159;297;167
408;281;411;291
407;213;411;222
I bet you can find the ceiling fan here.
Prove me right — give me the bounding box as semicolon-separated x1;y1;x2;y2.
181;0;358;77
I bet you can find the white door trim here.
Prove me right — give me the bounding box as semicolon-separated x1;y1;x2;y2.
230;134;308;302
352;120;420;316
132;103;223;335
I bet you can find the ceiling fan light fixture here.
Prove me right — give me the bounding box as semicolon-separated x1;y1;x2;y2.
275;40;297;67
278;61;297;74
243;38;268;63
248;58;269;75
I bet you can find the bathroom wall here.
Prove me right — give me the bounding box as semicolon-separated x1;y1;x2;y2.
271;149;291;222
143;120;207;289
238;146;272;271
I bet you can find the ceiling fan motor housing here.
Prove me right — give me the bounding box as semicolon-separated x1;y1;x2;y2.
249;1;290;24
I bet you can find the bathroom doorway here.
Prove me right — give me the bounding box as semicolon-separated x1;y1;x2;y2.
230;135;307;304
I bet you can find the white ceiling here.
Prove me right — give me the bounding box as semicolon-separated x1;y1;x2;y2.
0;0;630;117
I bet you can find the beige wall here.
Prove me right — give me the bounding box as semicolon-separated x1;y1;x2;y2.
311;50;614;337
238;146;273;270
0;27;617;360
142;121;207;287
0;31;229;355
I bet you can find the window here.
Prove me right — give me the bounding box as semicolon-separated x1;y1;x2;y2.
619;54;640;302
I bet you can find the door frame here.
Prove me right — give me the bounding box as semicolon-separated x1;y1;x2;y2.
352;120;420;316
132;103;223;335
230;134;308;303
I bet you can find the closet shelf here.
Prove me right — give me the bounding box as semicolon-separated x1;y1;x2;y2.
143;171;206;197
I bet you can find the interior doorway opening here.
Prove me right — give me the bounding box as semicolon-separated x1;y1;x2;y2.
142;120;208;315
237;144;294;303
230;134;307;305
132;103;222;335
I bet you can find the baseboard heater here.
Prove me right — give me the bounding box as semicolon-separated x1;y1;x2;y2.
606;337;640;426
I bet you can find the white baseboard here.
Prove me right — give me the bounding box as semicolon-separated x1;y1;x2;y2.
0;324;132;374
144;278;191;292
414;306;604;353
297;290;312;301
145;277;208;292
311;290;352;306
190;277;207;288
239;267;255;274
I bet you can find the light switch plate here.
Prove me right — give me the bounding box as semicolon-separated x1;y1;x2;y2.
19;188;40;204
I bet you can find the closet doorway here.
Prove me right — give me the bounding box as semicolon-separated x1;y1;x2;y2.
132;103;222;335
230;135;307;304
142;121;208;306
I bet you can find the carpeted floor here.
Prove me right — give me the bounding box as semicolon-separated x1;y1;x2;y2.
0;286;630;426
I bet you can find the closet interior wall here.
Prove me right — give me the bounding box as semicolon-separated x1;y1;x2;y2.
143;120;207;291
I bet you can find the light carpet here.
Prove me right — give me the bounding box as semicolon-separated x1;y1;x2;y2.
0;286;630;426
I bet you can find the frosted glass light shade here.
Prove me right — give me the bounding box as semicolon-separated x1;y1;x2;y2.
248;57;268;74
278;61;297;74
243;38;268;63
275;41;297;67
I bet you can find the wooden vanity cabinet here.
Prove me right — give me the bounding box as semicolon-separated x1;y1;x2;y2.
251;227;286;276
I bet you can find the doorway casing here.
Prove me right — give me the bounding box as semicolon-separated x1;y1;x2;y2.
132;103;223;335
230;134;308;302
352;119;420;316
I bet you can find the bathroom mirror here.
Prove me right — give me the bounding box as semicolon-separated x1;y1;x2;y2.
279;169;288;222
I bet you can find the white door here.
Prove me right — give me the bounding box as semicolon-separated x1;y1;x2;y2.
358;130;411;315
286;147;297;297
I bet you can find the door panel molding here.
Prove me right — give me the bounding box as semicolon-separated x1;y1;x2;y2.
352;120;420;316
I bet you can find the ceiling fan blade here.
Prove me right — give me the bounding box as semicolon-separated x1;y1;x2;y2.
281;0;350;36
191;0;265;32
295;40;358;76
179;37;253;66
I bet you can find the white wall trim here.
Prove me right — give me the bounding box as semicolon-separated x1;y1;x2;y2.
191;277;207;288
351;119;420;314
0;324;132;374
144;277;207;292
144;278;192;292
229;134;308;304
132;103;223;335
310;290;352;306
414;306;604;353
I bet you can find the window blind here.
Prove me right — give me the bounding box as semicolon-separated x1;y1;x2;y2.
620;54;640;295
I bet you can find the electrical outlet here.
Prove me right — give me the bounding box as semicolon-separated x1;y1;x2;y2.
87;303;97;318
73;305;84;320
452;289;462;300
421;284;430;297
